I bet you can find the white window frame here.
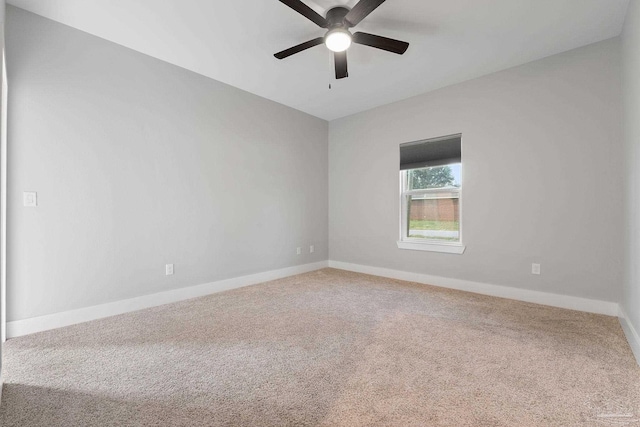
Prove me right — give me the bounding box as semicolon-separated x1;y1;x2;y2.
397;167;466;254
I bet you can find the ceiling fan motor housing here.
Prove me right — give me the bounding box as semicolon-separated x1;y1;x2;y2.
326;6;350;29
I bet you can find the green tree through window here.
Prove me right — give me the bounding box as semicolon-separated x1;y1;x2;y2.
409;166;455;189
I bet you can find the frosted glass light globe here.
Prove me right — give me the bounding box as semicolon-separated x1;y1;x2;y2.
325;29;352;52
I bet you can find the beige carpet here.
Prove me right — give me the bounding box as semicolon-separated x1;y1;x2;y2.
1;268;639;426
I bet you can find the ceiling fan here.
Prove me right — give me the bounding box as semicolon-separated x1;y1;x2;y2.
274;0;409;79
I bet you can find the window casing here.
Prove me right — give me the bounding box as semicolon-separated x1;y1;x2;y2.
398;135;465;254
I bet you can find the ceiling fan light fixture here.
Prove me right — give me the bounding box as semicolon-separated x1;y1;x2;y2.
325;28;352;52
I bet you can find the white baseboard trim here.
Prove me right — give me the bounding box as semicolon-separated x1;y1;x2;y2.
7;261;328;339
328;260;619;316
618;306;640;366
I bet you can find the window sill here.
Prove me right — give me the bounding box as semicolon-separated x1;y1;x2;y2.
396;241;466;254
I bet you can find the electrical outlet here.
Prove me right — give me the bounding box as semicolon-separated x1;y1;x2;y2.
296;247;301;255
23;191;37;207
310;245;314;253
531;263;541;275
165;264;174;276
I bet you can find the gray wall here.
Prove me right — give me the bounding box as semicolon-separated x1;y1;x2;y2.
5;6;328;322
329;38;623;302
622;1;640;339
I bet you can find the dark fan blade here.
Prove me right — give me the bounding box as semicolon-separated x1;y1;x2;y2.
344;0;386;27
334;51;348;79
279;0;328;28
274;37;324;59
353;32;409;54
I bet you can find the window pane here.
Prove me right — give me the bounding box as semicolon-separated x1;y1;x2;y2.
408;164;461;190
407;194;460;241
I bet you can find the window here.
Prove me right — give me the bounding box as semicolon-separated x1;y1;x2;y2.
398;135;465;254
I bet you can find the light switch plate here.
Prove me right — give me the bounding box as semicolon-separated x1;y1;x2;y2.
23;192;37;207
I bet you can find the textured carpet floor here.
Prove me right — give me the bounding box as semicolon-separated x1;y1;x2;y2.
1;268;639;426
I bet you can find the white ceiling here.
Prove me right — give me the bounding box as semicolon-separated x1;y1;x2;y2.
8;0;630;121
